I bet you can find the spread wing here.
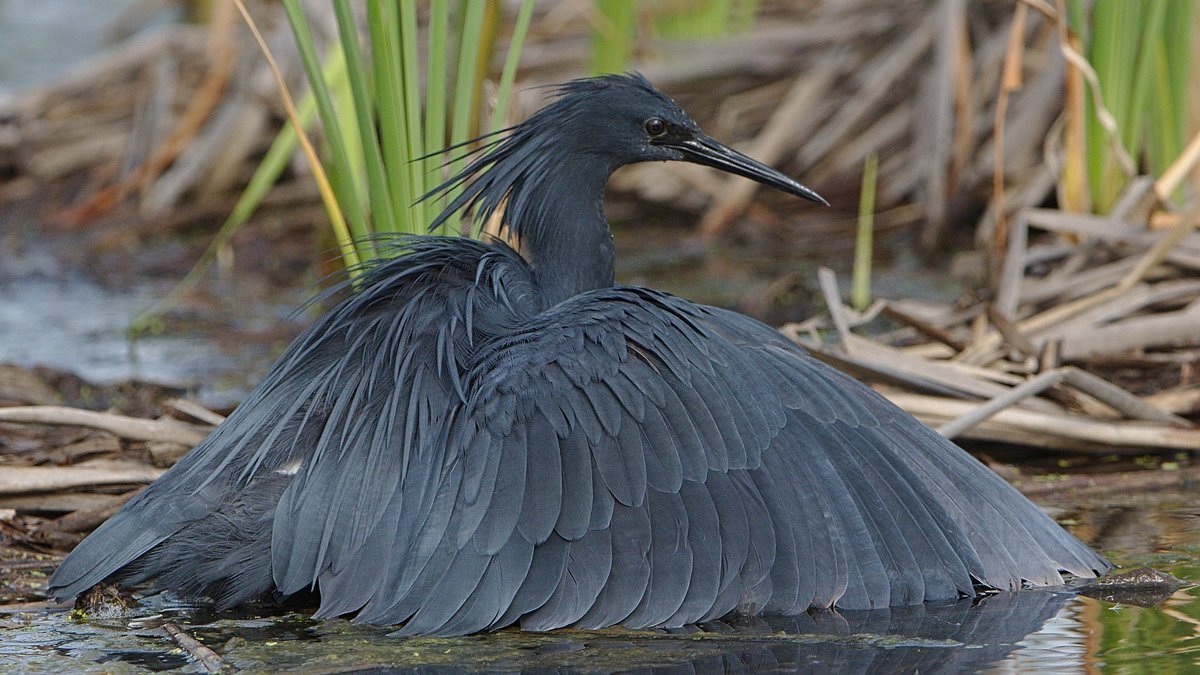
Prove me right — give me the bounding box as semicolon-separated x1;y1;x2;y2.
351;286;1107;635
51;256;1107;636
47;238;537;608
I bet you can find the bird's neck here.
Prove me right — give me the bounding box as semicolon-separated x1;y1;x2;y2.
517;167;616;306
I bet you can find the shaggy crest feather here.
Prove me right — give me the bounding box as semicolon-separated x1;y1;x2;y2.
423;73;677;239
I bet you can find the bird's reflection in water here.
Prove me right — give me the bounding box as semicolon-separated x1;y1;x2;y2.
644;590;1073;674
85;588;1075;672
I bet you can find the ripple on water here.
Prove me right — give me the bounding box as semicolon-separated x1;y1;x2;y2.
2;506;1197;675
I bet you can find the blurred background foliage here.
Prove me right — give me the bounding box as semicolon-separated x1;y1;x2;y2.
0;0;1197;317
1065;0;1194;214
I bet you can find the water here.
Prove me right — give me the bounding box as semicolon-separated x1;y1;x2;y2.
0;0;283;406
0;0;144;94
2;491;1196;673
0;276;226;391
0;243;309;407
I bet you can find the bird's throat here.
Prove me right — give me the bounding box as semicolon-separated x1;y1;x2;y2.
517;171;616;307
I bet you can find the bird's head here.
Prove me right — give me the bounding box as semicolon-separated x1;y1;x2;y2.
425;73;825;235
547;73;827;205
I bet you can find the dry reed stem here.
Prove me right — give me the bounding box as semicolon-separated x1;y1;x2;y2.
992;0;1028;257
938;366;1189;438
1012;463;1200;498
1156;128;1200;202
164;399;227;426
891;392;1200;452
0;463;164;496
51;489;142;533
1050;0;1137;180
231;0;359;270
965;207;1200;359
63;6;238;224
0;406;208;445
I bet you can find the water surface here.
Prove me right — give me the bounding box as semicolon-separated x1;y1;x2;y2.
3;490;1196;673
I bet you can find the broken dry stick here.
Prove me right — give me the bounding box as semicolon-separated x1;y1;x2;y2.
162;622;223;673
0;406;208;445
938;366;1191;438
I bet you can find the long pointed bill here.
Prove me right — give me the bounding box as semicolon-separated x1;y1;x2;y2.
674;134;828;205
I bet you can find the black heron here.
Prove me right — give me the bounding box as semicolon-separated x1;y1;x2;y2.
49;74;1108;635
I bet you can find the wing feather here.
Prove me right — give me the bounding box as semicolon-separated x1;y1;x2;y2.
554;425;594;540
690;368;747;468
516;412;563;544
638;405;683;493
57;264;1108;636
652;377;710;481
588;454;617;531
431;288;1104;635
491;535;570;629
703;471;750;597
521;531;613;630
467;426;527;554
669;480;722;625
574;506;652;629
623;490;692;628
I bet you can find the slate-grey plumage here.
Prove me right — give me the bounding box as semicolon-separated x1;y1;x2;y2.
49;74;1109;635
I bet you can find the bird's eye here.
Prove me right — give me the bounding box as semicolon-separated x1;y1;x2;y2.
644;117;667;138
